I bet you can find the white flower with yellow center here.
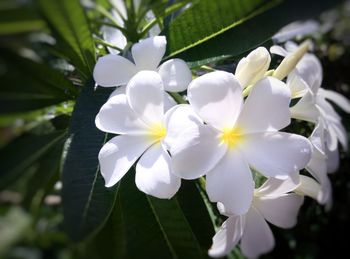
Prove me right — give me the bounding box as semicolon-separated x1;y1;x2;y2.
169;71;312;215
95;71;197;198
93;36;192;92
209;177;304;258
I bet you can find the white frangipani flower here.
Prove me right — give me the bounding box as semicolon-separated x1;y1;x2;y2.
169;71;312;215
95;71;198;199
235;47;271;88
209;178;304;258
271;42;350;153
306;120;332;206
94;36;192;92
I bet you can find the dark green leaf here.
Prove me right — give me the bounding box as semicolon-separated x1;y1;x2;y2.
89;171;214;259
37;0;96;80
0;49;77;114
165;0;343;63
0;6;45;35
22;137;66;210
0;130;67;190
61;80;117;241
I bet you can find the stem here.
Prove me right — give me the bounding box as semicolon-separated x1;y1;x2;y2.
94;38;123;52
168;92;187;104
139;1;189;37
201;65;215;72
196;178;221;231
95;4;127;34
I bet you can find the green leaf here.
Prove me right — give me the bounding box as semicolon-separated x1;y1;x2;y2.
0;130;67;190
89;171;214;259
0;49;77;114
22;137;66;210
0;6;45;35
61;80;117;241
164;0;343;63
37;0;96;80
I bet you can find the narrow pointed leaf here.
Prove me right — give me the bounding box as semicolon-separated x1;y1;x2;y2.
61;80;117;241
37;0;96;80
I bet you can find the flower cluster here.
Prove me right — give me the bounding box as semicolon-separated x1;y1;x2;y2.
93;36;350;258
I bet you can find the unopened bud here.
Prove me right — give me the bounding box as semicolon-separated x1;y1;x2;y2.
235;47;271;88
273;40;311;80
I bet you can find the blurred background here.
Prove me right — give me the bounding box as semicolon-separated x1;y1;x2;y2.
0;0;349;258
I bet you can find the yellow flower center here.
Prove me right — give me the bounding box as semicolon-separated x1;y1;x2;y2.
220;127;244;148
149;123;167;142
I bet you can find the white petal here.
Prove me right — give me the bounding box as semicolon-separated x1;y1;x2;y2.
324;124;338;152
237;77;291;133
326;146;339;173
131;36;166;70
102;25;127;54
163;104;202;150
290;91;319;122
188;71;243;130
93;54;137;87
242;132;312;179
126;71;164;125
170;124;227;179
287;73;309;99
306;156;332;205
270;45;288;57
109;85;126;98
99;135;152;187
319;88;350;113
208;216;245;258
158;58;192;92
206;149;254;215
256;175;301;197
294;54;323;94
254;194;304;228
296;175;321;201
163;92;177;112
241;207;275;259
95;94;149;134
135;144;180;199
330;120;348;151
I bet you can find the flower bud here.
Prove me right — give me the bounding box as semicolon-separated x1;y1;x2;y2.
273;40;311;80
235;47;271;88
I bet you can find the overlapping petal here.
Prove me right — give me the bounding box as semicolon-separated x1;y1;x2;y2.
290;91;319;122
95;94;149;134
93;54;137;87
158;58;192;92
99;135;152;187
256;176;300;197
237;77;291;133
254;194;303;228
131;36;166;70
241;132;312;179
188;71;243;130
240;207;275;259
319;88;350;113
135;144;180;199
206;149;254;215
170;124;227;179
126;71;164;126
208;216;245;258
163;104;202;149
